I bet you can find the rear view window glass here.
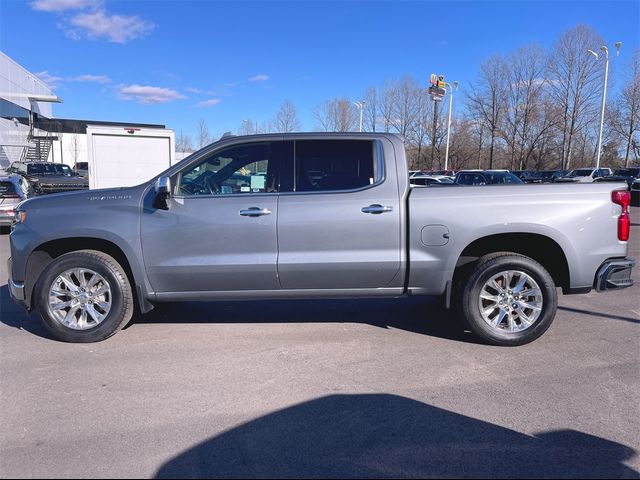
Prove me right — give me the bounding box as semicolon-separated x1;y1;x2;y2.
294;140;375;192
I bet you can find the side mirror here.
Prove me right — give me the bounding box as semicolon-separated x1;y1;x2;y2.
153;176;171;210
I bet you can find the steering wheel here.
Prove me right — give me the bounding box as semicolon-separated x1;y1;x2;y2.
203;175;221;195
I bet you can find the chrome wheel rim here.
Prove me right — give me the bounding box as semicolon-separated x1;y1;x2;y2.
47;268;112;330
478;270;543;333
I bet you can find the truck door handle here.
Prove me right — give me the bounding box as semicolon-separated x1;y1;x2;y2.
361;204;393;214
239;207;272;217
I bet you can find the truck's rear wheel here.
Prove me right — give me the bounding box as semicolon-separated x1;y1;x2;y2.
34;250;134;342
458;253;558;346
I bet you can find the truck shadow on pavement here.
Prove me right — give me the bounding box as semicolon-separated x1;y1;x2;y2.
154;393;639;479
135;295;476;343
558;306;640;324
0;283;474;343
0;284;51;338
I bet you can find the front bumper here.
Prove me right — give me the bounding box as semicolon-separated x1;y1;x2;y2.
7;257;26;307
595;258;635;291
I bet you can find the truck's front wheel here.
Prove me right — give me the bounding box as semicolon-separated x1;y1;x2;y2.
459;253;558;346
34;250;134;342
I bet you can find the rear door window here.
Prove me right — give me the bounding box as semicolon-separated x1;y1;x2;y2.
292;140;377;192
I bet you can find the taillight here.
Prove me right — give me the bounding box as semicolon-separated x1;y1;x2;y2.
612;190;630;241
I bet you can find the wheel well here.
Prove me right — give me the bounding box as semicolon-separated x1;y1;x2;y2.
26;238;138;310
453;233;570;291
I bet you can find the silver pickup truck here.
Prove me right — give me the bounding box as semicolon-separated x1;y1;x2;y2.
7;133;635;345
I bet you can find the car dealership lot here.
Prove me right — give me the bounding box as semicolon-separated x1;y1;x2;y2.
1;212;639;478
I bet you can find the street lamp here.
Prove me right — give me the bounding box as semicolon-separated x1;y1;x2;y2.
444;80;458;171
354;101;365;132
588;41;622;169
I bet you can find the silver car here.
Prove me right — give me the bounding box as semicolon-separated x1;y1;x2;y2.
0;174;30;226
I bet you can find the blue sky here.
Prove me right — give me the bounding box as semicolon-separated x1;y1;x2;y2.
1;0;639;140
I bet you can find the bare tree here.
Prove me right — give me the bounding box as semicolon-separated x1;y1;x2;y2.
409;89;433;170
379;80;397;133
273;100;301;133
547;24;604;170
69;134;81;165
197;119;210;148
312;101;333;132
363;86;378;132
503;44;547;170
447;118;480;170
238;118;262;135
467;55;509;169
611;50;640;166
176;131;194;153
312;98;358;132
521;99;559;170
391;76;421;137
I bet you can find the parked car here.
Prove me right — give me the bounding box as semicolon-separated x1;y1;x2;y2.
534;170;569;183
410;175;454;186
631;177;640;207
73;162;89;179
8;133;634;346
594;167;640;189
7;161;89;194
0;174;30;227
430;169;457;177
454;170;524;185
555;168;613;183
512;170;536;181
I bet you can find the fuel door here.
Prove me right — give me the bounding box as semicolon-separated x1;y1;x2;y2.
421;224;450;247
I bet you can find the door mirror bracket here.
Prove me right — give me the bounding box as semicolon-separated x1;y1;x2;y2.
153;176;171;210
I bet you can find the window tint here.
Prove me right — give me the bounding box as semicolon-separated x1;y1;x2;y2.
456;174;472;185
0;181;17;196
178;142;277;196
53;164;73;176
10;163;26;174
294;140;375;192
457;173;484;185
27;163;66;175
484;172;523;184
568;169;592;177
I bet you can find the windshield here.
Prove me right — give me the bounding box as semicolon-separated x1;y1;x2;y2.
56;164;74;176
566;169;592;177
27;163;73;176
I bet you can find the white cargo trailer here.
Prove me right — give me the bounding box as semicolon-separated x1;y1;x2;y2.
86;125;175;190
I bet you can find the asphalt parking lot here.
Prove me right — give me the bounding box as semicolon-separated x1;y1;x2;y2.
1;210;639;478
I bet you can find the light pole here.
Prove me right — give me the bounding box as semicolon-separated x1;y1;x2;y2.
354;101;365;132
588;41;622;169
444;80;458;171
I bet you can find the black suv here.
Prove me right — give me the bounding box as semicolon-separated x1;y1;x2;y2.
8;161;89;195
454;170;524;185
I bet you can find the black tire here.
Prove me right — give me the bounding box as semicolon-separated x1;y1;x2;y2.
457;252;558;346
34;250;134;342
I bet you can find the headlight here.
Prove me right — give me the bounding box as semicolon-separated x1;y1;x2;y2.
11;210;26;231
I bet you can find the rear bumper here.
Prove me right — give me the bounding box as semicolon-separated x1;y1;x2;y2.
7;257;26;308
595;257;635;291
0;211;14;226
